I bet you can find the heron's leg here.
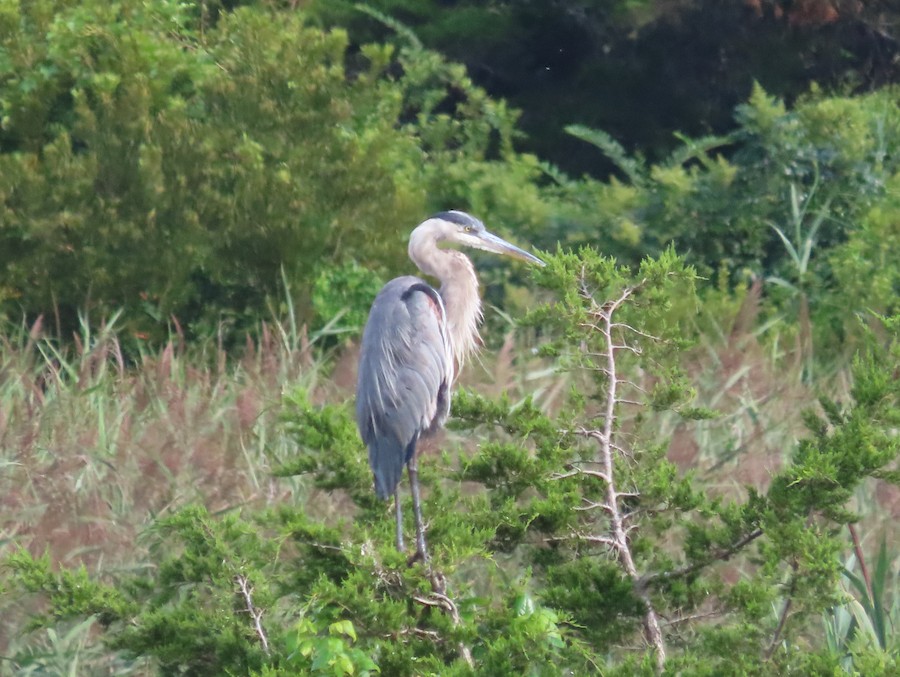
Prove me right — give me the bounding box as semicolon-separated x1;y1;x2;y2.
394;491;405;553
407;454;429;563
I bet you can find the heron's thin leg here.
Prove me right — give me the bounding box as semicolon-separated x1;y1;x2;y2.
407;454;429;563
394;491;405;553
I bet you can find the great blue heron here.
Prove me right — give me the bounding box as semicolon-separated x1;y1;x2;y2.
356;211;544;562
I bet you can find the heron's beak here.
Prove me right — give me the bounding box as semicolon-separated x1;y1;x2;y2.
471;230;546;266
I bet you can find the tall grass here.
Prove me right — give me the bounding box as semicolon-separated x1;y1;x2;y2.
0;313;327;666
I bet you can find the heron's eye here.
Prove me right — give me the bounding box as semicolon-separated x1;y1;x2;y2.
464;225;472;232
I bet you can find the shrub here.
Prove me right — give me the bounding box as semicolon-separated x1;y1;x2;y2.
0;0;563;342
6;249;899;674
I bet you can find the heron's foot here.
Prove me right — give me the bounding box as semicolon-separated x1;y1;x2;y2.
404;538;430;567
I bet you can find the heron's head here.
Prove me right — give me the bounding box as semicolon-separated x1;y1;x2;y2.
417;210;545;266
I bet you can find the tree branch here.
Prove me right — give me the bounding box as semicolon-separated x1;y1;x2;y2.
544;533;618;548
639;528;764;587
551;463;612;484
765;572;797;661
587;280;667;672
235;574;270;655
423;569;474;668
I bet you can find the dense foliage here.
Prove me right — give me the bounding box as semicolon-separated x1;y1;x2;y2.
4;2;900;354
0;0;563;341
5;251;900;674
559;85;900;360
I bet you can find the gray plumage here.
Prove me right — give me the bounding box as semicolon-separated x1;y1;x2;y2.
356;277;452;499
355;211;543;559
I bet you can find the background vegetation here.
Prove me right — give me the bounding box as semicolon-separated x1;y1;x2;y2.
1;0;899;674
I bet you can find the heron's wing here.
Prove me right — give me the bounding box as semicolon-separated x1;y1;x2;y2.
356;276;453;499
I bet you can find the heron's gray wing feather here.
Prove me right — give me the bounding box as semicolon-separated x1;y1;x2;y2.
356;276;452;499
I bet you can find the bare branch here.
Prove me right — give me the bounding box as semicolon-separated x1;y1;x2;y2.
579;468;613;482
296;540;346;553
610;442;633;455
574;499;614;514
610;324;664;345
573;427;608;445
615;490;640;500
545;533;618;549
396;627;442;640
550;469;582;481
235;574;270;655
580;272;666;671
618;380;648;394
660;608;725;627
413;594;451;610
583;534;620;547
766;575;797;661
551;465;612;484
639;528;765;587
425;570;474;668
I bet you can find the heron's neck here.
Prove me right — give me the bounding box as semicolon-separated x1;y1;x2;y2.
411;246;482;371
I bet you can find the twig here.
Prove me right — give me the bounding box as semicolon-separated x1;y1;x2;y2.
610;322;663;342
660;608;725;627
235;574;270;655
544;533;618;548
551;464;611;484
765;574;797;661
574;500;614;514
418;569;475;668
396;627;441;640
639;528;764;587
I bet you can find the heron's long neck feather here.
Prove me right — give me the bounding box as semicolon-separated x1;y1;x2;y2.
438;252;481;370
409;243;482;372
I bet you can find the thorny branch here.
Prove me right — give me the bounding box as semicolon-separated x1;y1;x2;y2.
575;277;667;672
235;574;270;655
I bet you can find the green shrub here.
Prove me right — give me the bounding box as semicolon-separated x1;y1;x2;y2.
0;0;563;343
559;85;900;361
6;249;899;674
